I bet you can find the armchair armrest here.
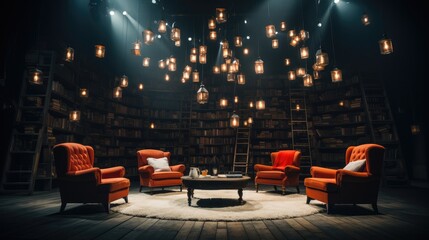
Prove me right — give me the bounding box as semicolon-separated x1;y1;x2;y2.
64;168;101;184
285;165;300;174
254;164;274;172
138;165;155;175
100;166;125;178
310;166;337;178
336;169;373;185
170;164;185;173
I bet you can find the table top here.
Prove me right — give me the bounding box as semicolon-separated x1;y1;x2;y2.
182;176;251;182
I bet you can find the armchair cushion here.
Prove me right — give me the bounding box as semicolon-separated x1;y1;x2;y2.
147;157;171;172
343;159;366;172
257;171;285;180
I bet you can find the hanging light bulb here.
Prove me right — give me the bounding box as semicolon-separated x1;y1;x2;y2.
113;87;122;99
361;13;370;26
132;41;142;56
164;73;170;81
331;67;343;82
265;24;276;38
191;47;198;54
221;63;228;73
150;122;155;129
227;73;235;82
254;58;264;74
143;29;155;45
243;48;249;55
290;38;299;47
220;97;228;108
95;44;105;58
197;83;209;104
288;70;296;81
185;65;192;73
379;34;394;55
244;120;248;127
280;21;287;31
303;74;313;87
284;58;291;66
221;39;229;49
69;110;81;122
234;96;239;103
65;47;74;62
158;20;167;33
168;56;177;71
312;63;324;71
192;70;200;83
230;112;240;128
272;38;279;49
248;116;253;124
234;36;242;47
174;40;181;47
119;75;128;88
30;68;43;85
256;99;265;110
313;71;321;80
300;46;309;59
249;101;254;108
300;30;309;40
237;73;246;85
80;88;88;98
296;104;300;111
216;8;227;23
208;17;217;29
199;45;207;55
199;54;207;64
142;57;150;67
209;31;217;40
138;83;144;90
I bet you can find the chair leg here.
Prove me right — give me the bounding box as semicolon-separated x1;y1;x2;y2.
255;184;258;193
123;196;128;203
372;203;379;214
103;202;110;213
150;188;153;195
274;186;278;192
306;196;311;204
60;202;67;212
139;186;143;192
180;185;183;192
326;204;333;214
296;186;300;193
281;187;286;195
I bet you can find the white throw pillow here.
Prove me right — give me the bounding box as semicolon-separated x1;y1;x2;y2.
343;159;366;172
147;157;171;172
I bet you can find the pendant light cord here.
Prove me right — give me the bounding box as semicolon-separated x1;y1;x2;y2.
329;15;337;66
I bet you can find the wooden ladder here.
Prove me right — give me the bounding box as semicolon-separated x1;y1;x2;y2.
232;127;251;175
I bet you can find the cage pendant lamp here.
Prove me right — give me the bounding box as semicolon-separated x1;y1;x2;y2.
255;58;264;74
132;41;141;56
142;57;150;67
272;39;279;49
221;39;229;49
143;29;155;45
265;24;276;38
361;13;370;26
237;73;246;85
313;71;321;80
113;87;122;99
199;45;207;55
280;21;287;31
315;48;329;67
379;34;393;55
284;58;291;66
69;110;81;122
230;111;240;128
221;63;228;73
303;74;313;87
227;73;235;82
199;54;207;64
95;44;105;58
138;83;144;90
296;67;306;77
216;8;227;23
213;65;220;74
30;68;43;85
288;70;296;81
220;97;228;108
158;60;166;69
300;46;309;59
65;47;74;62
197;83;209;104
192;70;200;82
164;73;170;81
120;75;128;88
80;88;88;98
209;31;217;40
331;67;343;82
256;99;265;110
234;36;243;47
208;18;216;29
170;27;181;41
158;20;167;33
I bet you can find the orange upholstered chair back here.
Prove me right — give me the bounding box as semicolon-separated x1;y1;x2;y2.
53;142;94;178
137;149;171;167
270;150;300;168
345;143;385;176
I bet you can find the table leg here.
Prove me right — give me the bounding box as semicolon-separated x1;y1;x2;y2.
187;188;193;206
238;188;243;204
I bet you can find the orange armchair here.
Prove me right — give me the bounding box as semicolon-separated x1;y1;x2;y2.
304;143;385;214
254;150;301;195
137;149;185;193
53;143;130;213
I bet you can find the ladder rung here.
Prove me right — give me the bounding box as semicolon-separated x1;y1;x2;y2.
235;153;247;156
7;170;33;174
10;151;36;154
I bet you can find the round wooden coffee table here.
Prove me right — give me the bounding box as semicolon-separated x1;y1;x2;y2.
181;176;251;206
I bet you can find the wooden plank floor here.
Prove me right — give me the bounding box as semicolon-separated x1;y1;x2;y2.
1;181;429;240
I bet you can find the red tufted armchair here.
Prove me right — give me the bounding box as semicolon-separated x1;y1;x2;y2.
53;143;130;213
304;143;385;214
137;149;185;194
254;150;301;195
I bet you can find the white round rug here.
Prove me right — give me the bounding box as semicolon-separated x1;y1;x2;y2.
110;190;323;221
